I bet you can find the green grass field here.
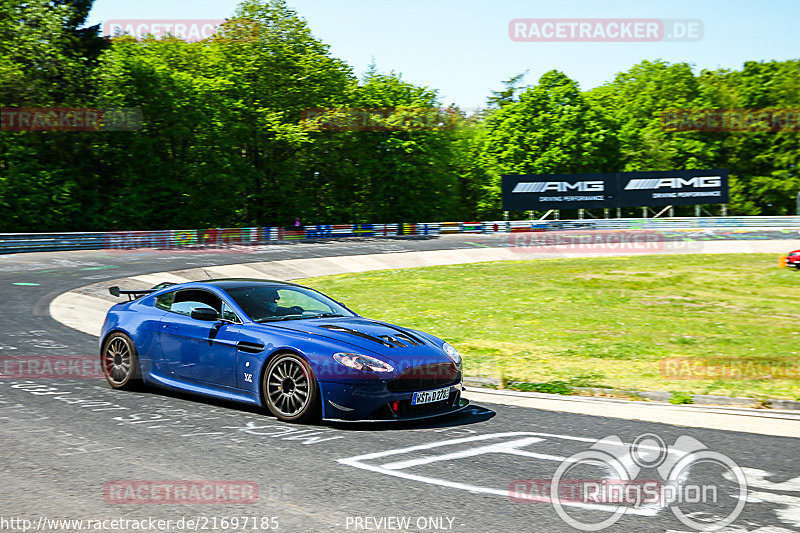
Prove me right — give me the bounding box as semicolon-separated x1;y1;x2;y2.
301;254;800;401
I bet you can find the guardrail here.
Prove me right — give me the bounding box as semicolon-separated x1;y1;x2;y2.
530;216;800;231
2;217;799;254
0;224;441;254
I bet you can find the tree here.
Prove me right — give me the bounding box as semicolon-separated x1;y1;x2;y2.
307;68;460;223
484;71;619;175
714;60;800;214
0;0;108;231
486;71;528;109
585;60;715;173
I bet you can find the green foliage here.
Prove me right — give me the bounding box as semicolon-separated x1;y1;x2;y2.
486;71;528;109
566;373;608;388
302;254;800;400
0;0;798;230
483;70;621;174
511;381;572;395
586;59;800;217
669;391;695;405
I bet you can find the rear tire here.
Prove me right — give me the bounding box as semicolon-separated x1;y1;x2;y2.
101;332;142;390
262;353;319;423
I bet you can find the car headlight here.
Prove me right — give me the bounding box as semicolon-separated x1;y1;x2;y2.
333;353;394;373
443;342;462;365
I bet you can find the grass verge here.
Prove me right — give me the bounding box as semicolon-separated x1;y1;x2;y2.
301;253;800;400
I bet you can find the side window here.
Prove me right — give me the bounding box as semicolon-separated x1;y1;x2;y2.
155;291;176;311
170;289;222;317
221;302;240;322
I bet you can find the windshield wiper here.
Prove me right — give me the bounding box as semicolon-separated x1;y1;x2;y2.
256;315;305;323
257;312;347;323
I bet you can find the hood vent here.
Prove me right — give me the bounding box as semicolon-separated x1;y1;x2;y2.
319;325;396;347
369;321;426;346
378;333;422;348
318;324;423;348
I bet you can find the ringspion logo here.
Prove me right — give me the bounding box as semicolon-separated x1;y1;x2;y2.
521;433;747;531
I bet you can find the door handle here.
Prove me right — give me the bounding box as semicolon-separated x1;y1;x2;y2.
163;324;178;330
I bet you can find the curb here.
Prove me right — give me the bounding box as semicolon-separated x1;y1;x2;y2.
462;377;800;411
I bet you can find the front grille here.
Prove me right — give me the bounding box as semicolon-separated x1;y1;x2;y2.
387;363;460;393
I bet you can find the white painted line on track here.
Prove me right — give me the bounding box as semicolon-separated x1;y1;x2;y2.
338;432;662;516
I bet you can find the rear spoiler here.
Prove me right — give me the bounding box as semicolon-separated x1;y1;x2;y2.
109;282;176;301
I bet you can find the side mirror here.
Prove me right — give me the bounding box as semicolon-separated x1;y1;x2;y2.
191;307;219;321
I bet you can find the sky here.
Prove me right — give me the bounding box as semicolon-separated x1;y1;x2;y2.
86;0;800;110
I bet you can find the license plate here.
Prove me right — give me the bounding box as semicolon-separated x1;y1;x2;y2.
411;387;450;405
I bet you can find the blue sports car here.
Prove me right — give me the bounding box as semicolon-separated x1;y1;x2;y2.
101;279;468;422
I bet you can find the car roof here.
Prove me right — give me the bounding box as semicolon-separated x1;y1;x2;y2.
201;278;307;290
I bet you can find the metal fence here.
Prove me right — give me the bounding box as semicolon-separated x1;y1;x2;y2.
2;217;799;254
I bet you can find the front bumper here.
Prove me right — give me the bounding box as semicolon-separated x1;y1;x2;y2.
319;380;467;421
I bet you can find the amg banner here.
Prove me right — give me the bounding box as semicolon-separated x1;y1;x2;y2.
502;169;729;210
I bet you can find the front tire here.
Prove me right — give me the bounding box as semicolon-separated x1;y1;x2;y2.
263;353;319;423
101;332;142;390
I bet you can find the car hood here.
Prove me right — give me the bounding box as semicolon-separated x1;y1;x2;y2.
256;316;450;368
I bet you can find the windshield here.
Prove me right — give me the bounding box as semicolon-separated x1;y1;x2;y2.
224;285;355;322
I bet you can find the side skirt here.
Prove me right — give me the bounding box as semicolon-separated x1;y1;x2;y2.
145;370;261;406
